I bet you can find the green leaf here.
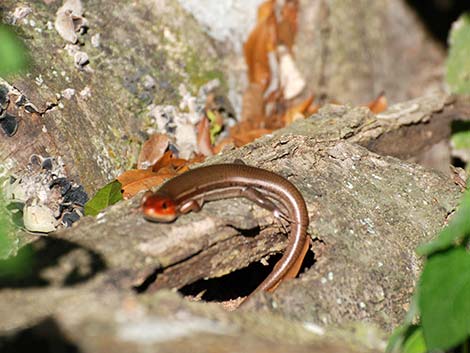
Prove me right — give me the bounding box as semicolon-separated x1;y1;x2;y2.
387;325;426;353
0;244;34;280
0;24;30;77
446;13;470;94
402;327;426;353
386;325;407;353
386;291;423;353
0;214;14;259
419;247;470;350
0;184;32;280
452;129;470;150
451;121;470;150
84;180;123;216
207;110;222;145
0;186;15;259
417;184;470;256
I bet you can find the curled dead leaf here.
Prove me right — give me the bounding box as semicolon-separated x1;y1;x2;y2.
117;169;174;199
196;116;214;156
152;151;187;173
278;0;299;50
244;0;277;91
231;127;272;147
137;133;170;170
282;95;315;125
241;83;266;129
367;92;388;114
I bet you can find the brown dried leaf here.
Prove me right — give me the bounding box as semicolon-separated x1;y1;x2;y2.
118;149;206;199
282;95;314;125
367;92;388;114
232;128;272;147
257;0;275;22
137;133;170;169
196;116;214;156
234;0;304;145
278;0;298;50
243;0;277;90
117;169;174;199
241;83;266;129
152;151;188;173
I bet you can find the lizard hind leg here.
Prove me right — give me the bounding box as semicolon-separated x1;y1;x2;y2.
241;187;291;222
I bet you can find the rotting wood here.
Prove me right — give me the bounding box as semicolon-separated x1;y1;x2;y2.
44;113;462;330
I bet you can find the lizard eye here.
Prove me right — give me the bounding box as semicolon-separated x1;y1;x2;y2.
161;201;168;209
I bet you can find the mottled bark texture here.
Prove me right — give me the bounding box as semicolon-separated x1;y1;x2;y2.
0;0;223;192
296;0;445;104
1;95;469;353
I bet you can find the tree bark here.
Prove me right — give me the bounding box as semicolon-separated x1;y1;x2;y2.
1;0;223;192
296;0;445;104
0;96;468;353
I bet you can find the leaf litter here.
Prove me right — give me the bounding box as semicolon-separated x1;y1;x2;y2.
87;0;388;210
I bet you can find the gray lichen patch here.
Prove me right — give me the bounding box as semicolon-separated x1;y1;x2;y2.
4;154;88;233
1;0;227;193
54;0;87;44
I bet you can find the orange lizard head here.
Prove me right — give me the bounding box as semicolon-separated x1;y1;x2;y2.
141;191;178;222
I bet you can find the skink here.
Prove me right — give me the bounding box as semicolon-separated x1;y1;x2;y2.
141;163;310;300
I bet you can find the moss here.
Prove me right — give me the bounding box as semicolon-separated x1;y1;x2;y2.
0;0;228;193
184;48;226;93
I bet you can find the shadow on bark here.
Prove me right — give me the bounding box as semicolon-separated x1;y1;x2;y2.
0;237;106;288
177;249;316;302
0;317;81;353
